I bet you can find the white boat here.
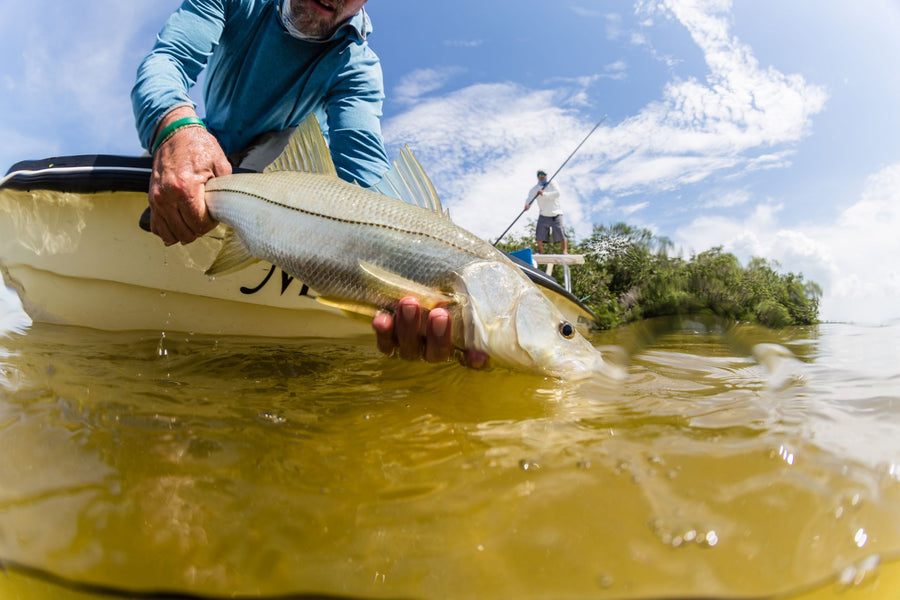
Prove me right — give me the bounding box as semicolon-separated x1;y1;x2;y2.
0;154;598;338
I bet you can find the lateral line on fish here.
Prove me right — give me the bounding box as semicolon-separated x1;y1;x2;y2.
211;187;480;256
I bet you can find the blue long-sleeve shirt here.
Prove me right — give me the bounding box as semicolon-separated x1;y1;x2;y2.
131;0;390;186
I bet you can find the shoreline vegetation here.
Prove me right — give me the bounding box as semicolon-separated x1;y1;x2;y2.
498;222;822;330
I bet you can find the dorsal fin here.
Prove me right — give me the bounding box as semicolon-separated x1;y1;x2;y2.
264;113;337;176
373;146;449;218
263;112;448;218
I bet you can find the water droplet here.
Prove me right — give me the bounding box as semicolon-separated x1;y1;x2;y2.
596;573;614;589
889;463;900;481
838;555;881;588
576;459;591;469
701;530;719;547
778;445;795;465
519;459;540;472
156;332;168;357
854;528;868;548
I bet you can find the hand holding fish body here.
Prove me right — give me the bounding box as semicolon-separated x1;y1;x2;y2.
203;115;617;380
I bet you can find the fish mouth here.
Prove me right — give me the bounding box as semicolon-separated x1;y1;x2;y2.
546;354;624;381
546;357;598;380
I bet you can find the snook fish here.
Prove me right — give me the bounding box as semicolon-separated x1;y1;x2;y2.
204;114;616;380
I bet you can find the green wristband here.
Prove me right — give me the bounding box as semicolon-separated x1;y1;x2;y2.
150;116;207;154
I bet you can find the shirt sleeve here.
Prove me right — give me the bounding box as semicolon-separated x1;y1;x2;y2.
321;46;390;188
131;0;229;150
542;182;561;202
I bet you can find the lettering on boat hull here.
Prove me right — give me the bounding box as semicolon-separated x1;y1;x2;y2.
239;264;311;298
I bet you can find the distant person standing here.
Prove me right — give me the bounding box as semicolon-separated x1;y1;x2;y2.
524;169;568;254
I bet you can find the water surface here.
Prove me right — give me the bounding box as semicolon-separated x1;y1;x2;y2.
1;318;899;598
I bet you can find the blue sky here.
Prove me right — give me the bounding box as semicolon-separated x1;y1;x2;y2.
2;0;899;325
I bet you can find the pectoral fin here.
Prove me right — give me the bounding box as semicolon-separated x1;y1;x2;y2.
315;296;381;321
358;261;454;310
205;227;260;276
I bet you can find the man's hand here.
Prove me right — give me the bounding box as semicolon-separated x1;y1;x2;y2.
148;108;232;246
372;297;489;369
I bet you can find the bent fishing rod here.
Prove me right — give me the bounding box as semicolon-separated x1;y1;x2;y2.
493;114;607;247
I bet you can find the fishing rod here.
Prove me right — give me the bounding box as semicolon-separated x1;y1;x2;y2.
493;114;607;247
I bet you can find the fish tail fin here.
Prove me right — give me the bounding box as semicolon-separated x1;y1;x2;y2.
205;227;260;276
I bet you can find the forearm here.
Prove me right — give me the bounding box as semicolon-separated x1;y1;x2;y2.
132;56;196;150
131;0;226;150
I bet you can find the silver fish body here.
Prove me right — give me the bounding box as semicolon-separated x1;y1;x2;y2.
207;170;493;311
204;170;612;380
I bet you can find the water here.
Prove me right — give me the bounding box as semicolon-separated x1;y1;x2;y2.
0;315;899;599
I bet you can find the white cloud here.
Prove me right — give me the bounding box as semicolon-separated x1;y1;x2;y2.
443;39;483;49
384;0;827;247
392;67;466;105
699;188;750;208
622;201;650;215
570;6;608;19
605;13;625;41
603;0;827;190
674;163;900;325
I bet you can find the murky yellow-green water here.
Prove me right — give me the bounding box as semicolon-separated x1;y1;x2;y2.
1;318;899;599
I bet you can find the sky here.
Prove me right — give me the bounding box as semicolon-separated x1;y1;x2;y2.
1;0;899;325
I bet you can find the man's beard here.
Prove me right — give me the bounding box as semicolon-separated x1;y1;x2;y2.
290;0;344;40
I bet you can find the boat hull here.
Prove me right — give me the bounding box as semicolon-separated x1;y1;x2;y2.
0;187;372;337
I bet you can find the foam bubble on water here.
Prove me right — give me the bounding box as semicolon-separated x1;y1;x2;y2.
649;519;720;549
596;573;614;589
259;412;286;425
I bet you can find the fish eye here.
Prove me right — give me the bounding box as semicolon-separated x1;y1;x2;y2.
558;321;575;339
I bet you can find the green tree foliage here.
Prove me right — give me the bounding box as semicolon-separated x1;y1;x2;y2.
499;222;821;330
